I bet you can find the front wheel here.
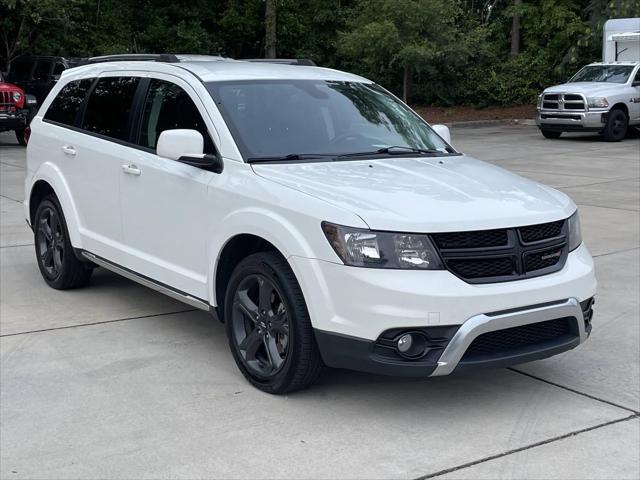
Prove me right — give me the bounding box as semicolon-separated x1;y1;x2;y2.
224;252;323;394
541;129;562;139
602;109;627;142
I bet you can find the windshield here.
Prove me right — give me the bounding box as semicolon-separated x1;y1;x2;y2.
205;80;455;161
569;65;634;84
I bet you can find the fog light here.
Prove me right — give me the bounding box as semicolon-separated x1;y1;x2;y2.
397;334;413;353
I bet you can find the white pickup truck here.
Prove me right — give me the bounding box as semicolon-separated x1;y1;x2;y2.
536;18;640;141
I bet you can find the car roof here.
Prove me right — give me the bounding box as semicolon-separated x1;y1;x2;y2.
62;57;370;84
587;61;640;66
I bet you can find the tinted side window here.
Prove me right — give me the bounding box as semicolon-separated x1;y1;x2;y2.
82;77;140;141
33;60;52;81
138;79;213;153
44;79;94;126
635;69;640;83
53;63;65;76
9;59;34;81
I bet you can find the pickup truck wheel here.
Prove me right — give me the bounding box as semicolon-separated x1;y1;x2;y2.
224;252;323;394
34;196;93;289
15;128;27;146
602;109;627;142
541;129;562;139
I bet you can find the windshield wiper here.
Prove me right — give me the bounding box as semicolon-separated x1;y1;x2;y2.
337;145;444;159
247;153;336;163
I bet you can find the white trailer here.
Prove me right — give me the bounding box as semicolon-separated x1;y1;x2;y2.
603;18;640;62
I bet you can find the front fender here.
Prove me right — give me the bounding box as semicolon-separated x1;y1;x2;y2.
207;205;364;307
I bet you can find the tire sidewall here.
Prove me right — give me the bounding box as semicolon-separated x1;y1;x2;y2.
604;110;627;142
224;253;308;393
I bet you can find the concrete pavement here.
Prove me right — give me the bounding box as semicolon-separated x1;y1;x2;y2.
1;127;638;479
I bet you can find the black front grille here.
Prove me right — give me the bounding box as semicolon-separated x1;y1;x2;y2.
520;220;563;243
432;229;508;249
462;317;575;360
431;220;568;284
524;246;563;272
448;257;513;278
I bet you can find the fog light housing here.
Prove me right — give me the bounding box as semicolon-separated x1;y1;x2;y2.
395;332;429;359
397;334;413;353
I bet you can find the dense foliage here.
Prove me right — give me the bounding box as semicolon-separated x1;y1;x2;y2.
1;0;638;106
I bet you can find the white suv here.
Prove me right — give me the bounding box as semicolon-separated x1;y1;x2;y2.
25;54;596;393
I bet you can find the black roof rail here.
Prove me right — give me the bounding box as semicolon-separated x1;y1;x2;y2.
82;54;180;65
244;58;317;66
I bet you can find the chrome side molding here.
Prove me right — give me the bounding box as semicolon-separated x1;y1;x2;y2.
81;251;210;311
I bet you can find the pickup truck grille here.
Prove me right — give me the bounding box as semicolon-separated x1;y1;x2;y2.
431;220;568;284
542;93;586;111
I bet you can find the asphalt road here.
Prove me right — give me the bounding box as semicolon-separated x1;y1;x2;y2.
1;126;639;479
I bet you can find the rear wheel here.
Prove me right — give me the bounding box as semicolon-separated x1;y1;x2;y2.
15;128;27;146
541;129;562;139
224;252;323;394
34;196;93;289
602;109;627;142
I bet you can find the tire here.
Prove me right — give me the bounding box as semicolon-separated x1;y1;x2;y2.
224;252;323;394
541;129;562;139
602;109;627;142
15;128;27;146
33;195;93;289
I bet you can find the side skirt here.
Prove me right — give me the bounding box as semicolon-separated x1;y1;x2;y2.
79;250;210;311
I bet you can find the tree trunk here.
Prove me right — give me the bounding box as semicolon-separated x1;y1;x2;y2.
510;0;521;57
265;0;277;59
402;65;412;104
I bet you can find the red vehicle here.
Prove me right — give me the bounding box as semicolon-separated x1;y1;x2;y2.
0;71;37;145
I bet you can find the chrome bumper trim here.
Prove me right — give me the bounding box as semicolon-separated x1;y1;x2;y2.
431;298;585;376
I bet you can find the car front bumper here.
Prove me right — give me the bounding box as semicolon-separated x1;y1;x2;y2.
0;109;28;131
536;109;608;131
290;243;596;376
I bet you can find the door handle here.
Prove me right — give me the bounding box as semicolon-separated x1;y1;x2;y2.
61;145;77;157
121;164;141;176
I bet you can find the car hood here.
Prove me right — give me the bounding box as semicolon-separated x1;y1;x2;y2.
0;82;23;93
252;155;575;232
544;82;625;96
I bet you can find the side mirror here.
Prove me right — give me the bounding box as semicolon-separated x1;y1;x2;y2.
157;129;204;161
178;153;224;174
432;124;451;144
157;129;223;173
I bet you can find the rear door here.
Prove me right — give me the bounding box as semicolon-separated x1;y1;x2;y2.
61;75;141;262
118;75;216;299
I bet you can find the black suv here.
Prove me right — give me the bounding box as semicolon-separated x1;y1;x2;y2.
6;56;81;105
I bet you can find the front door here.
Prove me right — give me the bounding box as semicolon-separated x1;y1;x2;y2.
118;77;216;300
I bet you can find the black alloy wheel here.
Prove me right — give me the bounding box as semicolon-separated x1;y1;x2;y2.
224;252;323;394
231;273;290;377
36;204;65;279
34;196;93;289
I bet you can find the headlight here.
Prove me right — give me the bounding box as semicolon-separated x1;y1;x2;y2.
12;91;22;102
537;94;543;108
322;222;443;269
568;211;582;251
587;97;608;108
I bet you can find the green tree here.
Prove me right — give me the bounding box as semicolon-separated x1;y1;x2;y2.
337;0;469;103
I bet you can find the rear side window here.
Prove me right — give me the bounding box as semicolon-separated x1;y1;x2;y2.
33;60;52;81
137;79;213;153
8;59;33;81
44;79;94;127
82;77;140;141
